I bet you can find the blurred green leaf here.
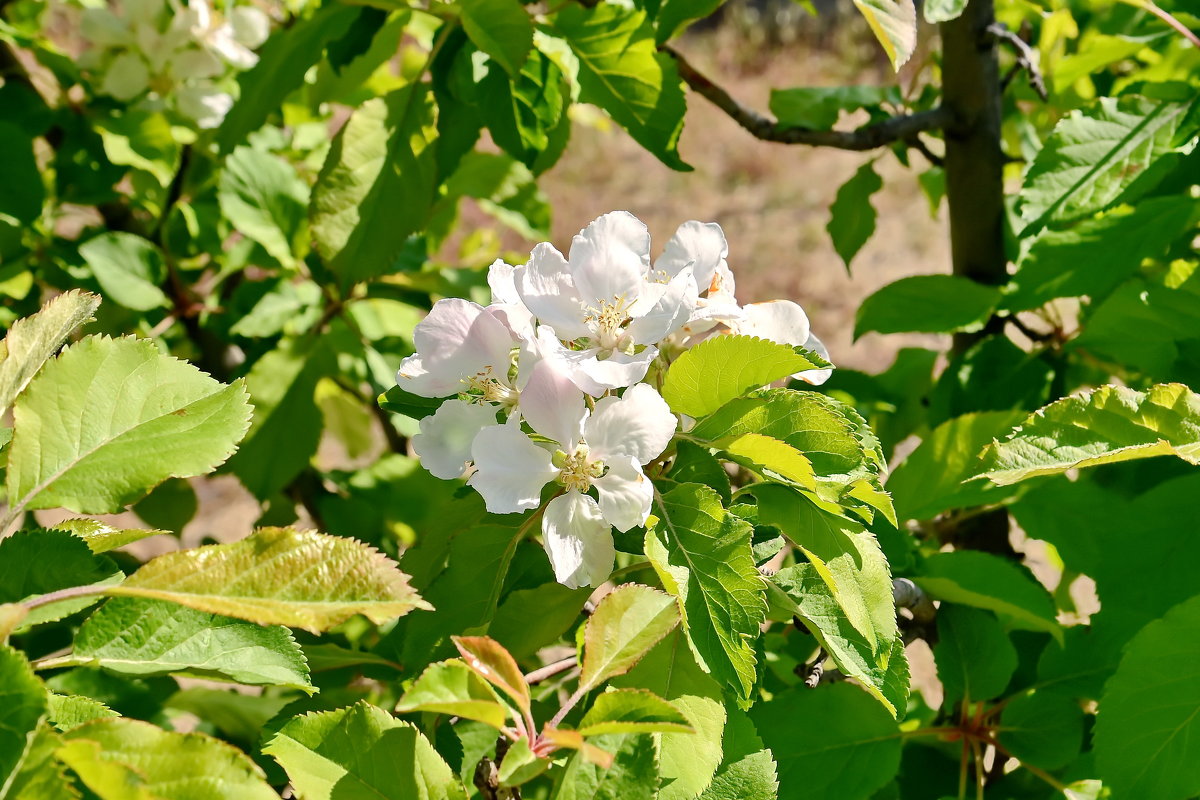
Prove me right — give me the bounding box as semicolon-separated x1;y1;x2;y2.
855;275;1001;338
827;161;883;271
78;234;169;312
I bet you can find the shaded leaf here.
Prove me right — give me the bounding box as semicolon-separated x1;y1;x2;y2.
915;551;1060;640
997;692;1084;770
0;644;47;789
0;530;119;628
550;733;658;800
827;161;883;271
855;275;1001;338
73;598;313;690
933;605;1017;706
461;0;532;77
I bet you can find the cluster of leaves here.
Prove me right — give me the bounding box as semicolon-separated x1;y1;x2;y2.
1;0;1199;797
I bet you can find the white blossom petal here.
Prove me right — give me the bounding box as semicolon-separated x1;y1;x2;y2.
170;47;223;80
101;52;150;101
655;220;728;290
519;359;586;449
398;299;515;397
541;491;614;589
795;331;833;385
412;400;497;480
468;425;557;514
626;267;698;345
594;456;653;532
230;6;270;48
563;346;658;396
517;243;589;339
736;300;812;346
568;211;650;306
175;84;233;129
488;259;522;305
81;8;133;47
586;383;676;465
207;25;258;68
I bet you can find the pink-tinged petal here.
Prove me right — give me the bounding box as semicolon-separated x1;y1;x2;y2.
795;332;833;385
654;220;728;290
412;400;497;480
569;211;651;307
627;267;698;345
736;300;811;346
396;353;466;399
468;425;557;514
594;456;654;532
519;359;586;449
541;492;615;589
586;383;676;465
517;243;590;339
402;299;515;397
411;298;483;362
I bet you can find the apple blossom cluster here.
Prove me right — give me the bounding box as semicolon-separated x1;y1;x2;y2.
71;0;270;128
396;211;830;589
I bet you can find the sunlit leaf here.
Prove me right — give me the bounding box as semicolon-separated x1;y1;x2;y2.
0;289;99;416
577;689;693;736
395;660;512;729
580;584;679;692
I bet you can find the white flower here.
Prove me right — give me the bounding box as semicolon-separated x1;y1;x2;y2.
411;400;498;481
512;212;698;395
468;378;676;588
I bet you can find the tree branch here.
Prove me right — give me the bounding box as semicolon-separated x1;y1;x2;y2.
663;46;952;151
987;23;1048;101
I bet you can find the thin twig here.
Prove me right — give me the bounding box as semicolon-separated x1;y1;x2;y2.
907;135;945;167
987;23;1048;101
663;46;952;150
802;648;828;688
525;656;578;686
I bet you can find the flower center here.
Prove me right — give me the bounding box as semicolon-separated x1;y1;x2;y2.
553;445;605;492
584;296;634;355
462;367;518;408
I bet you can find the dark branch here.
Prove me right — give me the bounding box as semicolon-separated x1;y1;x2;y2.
663;46;952;151
987;23;1048;101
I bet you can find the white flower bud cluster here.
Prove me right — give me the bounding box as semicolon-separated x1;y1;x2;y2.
396;211;830;589
73;0;270;128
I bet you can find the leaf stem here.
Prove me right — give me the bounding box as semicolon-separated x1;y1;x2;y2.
545;685;588;732
21;584;108;612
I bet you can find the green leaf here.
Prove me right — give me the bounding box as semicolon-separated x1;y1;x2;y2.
662;336;829;417
130;477;197;534
217;3;360;152
395;659;511;729
93;111;180;188
264;701;467;800
6;336;251;515
551;3;690;170
451;635;530;714
487;582;590;660
497;737;549;788
851;0;917;70
0;644;47;789
1095;592;1200;798
46;695;119;732
827;162;883;271
72;598;313;690
997;692;1084;770
655;0;724;43
2;722;77;799
923;0;967;23
1003;196;1200;312
977;383;1200;486
770;87;897;131
580;584;680;692
0;530;119;628
855;275;1001;338
578;689;693;736
611;628;727;800
217;146;309;269
933;605;1017;706
551;733;659;800
461;0;532;77
1020;95;1196;230
647;484;766;703
311;84;439;288
226;336;334;499
915;551;1060;640
754;486;897;659
887;411;1026;521
0;290;99;417
772;564;908;716
479;49;569;172
378;384;445;421
107;527;429;632
697;709;778;800
165;688;291;748
0;123;43;224
752;683;901;800
59;718;277;800
78;234;169;312
716;433;816;490
50;519;166;554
